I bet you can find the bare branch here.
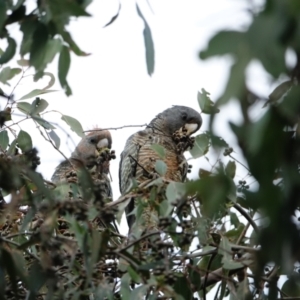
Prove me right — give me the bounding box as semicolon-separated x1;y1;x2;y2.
233;203;259;233
84;124;148;132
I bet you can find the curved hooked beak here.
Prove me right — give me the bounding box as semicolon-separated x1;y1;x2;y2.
94;138;109;156
179;123;200;136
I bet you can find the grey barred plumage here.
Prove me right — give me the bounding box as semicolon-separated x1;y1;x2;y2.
52;129;114;202
119;105;202;231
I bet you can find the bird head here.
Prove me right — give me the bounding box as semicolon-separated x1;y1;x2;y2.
71;129;112;168
151;105;202;137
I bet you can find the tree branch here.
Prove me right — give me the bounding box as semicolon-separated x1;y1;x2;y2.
233;203;259;233
84;124;148;132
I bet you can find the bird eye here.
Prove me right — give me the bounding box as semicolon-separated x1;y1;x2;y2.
181;112;188;121
89;138;97;144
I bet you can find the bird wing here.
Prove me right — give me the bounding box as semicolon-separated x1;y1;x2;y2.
51;160;73;184
119;130;147;194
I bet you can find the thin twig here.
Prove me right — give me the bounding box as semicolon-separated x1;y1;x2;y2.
36;123;69;162
84;124;148;132
230;244;260;253
236;222;250;245
177;248;217;259
105;193;138;208
233;203;259;233
229;154;250;172
115;251;139;271
2;116;29;130
0;237;39;261
6;67;30;108
204;252;217;300
5;232;33;239
121;231;161;251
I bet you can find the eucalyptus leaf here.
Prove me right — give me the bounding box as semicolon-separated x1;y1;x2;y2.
59;45;72;95
166;181;186;204
29;23;48;72
48;130;61;149
225;160;236;179
197;89;220;114
0;67;21;84
0;130;9;150
17;58;29;66
0;1;7;32
19;89;58;101
0;37;17;64
150;144;166;159
154;160;167;176
17;102;32;114
32;115;55;130
61;115;84;138
136;4;155;76
31;98;49;114
16;130;32;151
189;133;210;158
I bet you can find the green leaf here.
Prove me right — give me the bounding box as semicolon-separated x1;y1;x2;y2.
48;130;60;148
58;45;72;96
7;138;17;155
0;248;18;292
127;266;141;283
31;98;49;114
131;285;151;299
197;219;210;245
187;175;230;218
0;37;17;64
268;80;292;104
219;236;244;270
217;54;250;106
61;115;84;138
247;14;286;77
18;89;58;100
20;19;37;56
166;181;186;205
281;277;300;296
0;109;11;126
174;275;193;300
120;273;132;299
29;23;48;70
159;199;173;217
0;1;7;32
225;160;236;179
200;30;246;59
197;89;220;114
189;133;210;158
0;130;9;150
155;160;167;176
210;134;229;148
44;38;63;66
17;58;29;66
103;2;121;27
136;4;155;76
150;144;166;159
0;67;21;84
225;224;245;243
28;261;47;293
60;31;90;56
42;72;56;90
32;115;55;130
17;102;32;114
230;212;240;228
198;168;211;178
17;130;32;151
